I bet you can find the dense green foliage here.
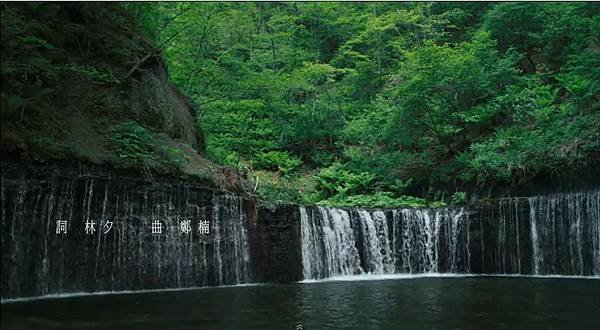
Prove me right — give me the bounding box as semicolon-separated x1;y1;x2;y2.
2;3;598;207
129;2;599;207
109;121;187;172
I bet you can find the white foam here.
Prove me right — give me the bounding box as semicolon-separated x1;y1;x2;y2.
0;282;263;304
299;273;600;283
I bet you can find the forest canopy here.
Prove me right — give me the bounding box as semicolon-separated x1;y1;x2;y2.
2;2;598;208
129;2;599;207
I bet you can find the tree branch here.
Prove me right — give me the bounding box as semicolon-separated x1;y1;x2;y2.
124;24;194;80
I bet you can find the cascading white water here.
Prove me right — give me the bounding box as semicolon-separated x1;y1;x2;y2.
1;175;253;299
397;208;469;274
301;206;362;279
529;197;542;275
398;209;440;273
300;191;599;280
212;194;252;285
2;167;599;300
301;206;469;279
591;192;600;275
447;208;470;273
527;191;600;276
357;210;395;274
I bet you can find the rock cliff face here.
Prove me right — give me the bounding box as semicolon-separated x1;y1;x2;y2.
251;204;302;283
2;160;598;300
0;3;249;188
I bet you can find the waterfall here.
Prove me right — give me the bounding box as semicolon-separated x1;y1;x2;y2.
301;206;470;279
212;194;251;285
529;202;541;275
300;207;362;279
357;210;395;274
527;191;600;276
2;164;599;299
0;174;253;299
397;208;441;273
301;191;599;280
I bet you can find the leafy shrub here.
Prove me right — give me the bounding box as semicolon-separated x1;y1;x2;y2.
253;151;302;175
429;201;448;208
254;171;318;204
383;178;413;195
461;109;599;184
110;121;158;167
62;63;120;85
315;163;375;198
451;191;468;205
110;122;194;174
309;149;336;167
318;192;445;209
206;145;242;168
159;146;188;172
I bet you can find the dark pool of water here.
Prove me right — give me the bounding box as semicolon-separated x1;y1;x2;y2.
2;276;599;330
